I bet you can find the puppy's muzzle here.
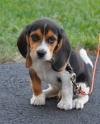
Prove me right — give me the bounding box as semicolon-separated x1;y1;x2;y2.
37;50;46;58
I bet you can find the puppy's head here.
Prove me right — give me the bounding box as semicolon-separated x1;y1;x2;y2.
17;19;71;71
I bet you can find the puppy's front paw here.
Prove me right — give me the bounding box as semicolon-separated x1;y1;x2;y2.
30;93;45;105
72;99;84;109
57;99;72;110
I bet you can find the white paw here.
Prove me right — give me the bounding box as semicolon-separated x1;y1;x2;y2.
30;93;45;105
72;99;84;109
57;99;72;110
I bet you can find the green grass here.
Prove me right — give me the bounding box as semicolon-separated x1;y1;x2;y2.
0;0;100;62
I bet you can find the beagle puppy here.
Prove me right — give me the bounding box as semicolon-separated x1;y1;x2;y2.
17;18;93;110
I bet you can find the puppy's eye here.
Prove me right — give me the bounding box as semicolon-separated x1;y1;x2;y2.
31;34;40;41
47;36;56;44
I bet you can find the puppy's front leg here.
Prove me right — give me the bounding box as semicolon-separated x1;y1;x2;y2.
29;68;45;105
57;71;73;110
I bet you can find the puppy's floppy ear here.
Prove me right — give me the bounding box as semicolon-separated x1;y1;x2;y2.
17;25;32;68
17;25;29;58
25;35;32;68
52;28;71;71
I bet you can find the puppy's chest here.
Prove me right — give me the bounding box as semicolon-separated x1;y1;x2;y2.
32;61;58;83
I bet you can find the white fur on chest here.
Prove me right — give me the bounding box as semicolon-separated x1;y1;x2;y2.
32;60;58;84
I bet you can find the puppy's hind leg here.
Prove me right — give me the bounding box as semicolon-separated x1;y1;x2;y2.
72;83;89;109
73;95;89;109
43;84;60;98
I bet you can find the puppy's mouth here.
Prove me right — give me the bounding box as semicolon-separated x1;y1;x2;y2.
37;56;52;62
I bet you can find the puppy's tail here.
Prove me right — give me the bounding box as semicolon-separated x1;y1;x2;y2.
79;48;93;68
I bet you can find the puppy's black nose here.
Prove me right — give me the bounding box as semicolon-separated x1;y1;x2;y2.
37;50;46;58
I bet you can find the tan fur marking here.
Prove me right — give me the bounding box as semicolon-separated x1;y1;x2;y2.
26;54;32;68
30;29;42;36
46;30;58;53
29;68;42;96
48;41;57;53
46;30;57;40
29;38;40;49
26;36;32;68
28;29;42;54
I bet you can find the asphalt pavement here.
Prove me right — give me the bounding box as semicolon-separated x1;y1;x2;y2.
0;56;100;124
